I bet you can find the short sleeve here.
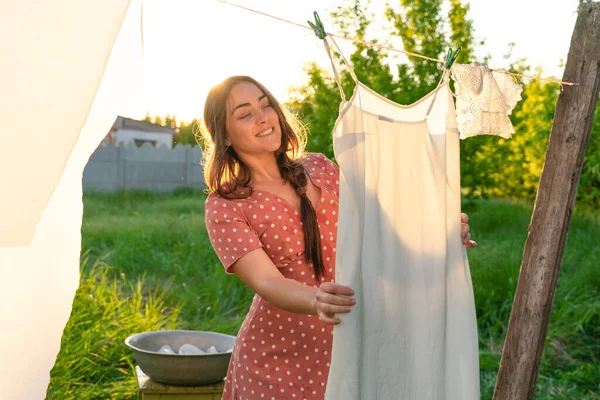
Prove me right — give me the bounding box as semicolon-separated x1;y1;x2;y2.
307;152;340;193
205;195;263;274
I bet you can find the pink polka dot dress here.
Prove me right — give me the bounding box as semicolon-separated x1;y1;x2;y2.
205;152;340;400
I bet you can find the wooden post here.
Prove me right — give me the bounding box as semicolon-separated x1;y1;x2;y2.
493;3;600;399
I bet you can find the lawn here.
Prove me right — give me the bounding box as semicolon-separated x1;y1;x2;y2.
47;188;600;399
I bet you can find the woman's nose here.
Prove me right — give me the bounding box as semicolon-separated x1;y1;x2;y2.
256;109;269;124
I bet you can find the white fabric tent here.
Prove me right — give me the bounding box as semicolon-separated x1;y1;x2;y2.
0;0;144;397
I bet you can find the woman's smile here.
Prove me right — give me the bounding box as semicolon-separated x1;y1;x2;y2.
256;127;274;138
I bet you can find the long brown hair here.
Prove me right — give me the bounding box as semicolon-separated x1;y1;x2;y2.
200;76;324;281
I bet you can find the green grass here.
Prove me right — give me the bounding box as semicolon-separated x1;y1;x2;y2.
46;252;180;399
462;199;600;399
47;189;600;399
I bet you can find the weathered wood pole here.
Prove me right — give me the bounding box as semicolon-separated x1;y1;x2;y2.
493;3;600;399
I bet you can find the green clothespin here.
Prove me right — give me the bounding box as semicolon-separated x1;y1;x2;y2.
307;11;327;40
444;46;462;69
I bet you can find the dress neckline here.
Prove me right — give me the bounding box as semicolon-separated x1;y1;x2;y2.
248;155;324;216
334;78;449;129
355;80;447;110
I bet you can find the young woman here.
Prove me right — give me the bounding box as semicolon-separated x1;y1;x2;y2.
201;76;477;400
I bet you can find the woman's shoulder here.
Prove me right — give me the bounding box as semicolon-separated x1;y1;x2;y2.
205;192;229;212
205;191;222;202
302;152;339;174
205;188;237;208
205;191;251;224
205;188;244;202
205;185;252;211
301;152;339;193
303;151;326;161
302;152;337;167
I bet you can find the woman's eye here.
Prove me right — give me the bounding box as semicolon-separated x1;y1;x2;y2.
239;113;251;120
262;103;272;109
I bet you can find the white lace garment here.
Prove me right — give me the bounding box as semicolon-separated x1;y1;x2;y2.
450;63;523;140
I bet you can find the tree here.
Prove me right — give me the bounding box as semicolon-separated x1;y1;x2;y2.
164;114;177;129
143;112;165;127
174;118;203;147
142;113;203;147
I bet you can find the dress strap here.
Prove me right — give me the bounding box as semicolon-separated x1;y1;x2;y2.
424;68;451;120
327;35;359;84
320;34;359;103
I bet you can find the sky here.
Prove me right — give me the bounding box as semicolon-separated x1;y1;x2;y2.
116;0;581;123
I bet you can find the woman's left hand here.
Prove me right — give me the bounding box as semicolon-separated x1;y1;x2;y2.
461;213;477;248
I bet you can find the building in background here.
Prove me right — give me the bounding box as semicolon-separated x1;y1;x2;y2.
101;116;178;148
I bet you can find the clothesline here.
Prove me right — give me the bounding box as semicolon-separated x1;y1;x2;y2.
217;0;578;87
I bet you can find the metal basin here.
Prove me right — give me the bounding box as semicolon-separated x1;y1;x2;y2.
125;330;236;386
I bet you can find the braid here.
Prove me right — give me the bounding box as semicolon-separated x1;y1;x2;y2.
280;161;325;281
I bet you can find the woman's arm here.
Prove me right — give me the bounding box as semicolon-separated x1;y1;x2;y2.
231;248;355;323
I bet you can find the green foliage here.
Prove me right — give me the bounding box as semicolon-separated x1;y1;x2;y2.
174;118;203;146
459;77;600;211
579;104;600;208
386;0;447;93
143;112;165;127
285;62;339;159
143;114;202;147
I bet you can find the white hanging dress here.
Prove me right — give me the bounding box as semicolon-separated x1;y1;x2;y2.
323;37;480;400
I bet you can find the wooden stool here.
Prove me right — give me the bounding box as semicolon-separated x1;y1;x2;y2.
135;365;225;400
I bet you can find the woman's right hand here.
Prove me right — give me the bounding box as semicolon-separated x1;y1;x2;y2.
315;282;356;325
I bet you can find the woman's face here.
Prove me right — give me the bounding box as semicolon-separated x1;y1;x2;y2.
225;82;282;155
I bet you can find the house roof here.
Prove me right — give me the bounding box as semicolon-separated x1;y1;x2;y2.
112;116;178;134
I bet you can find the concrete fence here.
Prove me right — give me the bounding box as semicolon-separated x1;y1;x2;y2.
83;142;206;192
